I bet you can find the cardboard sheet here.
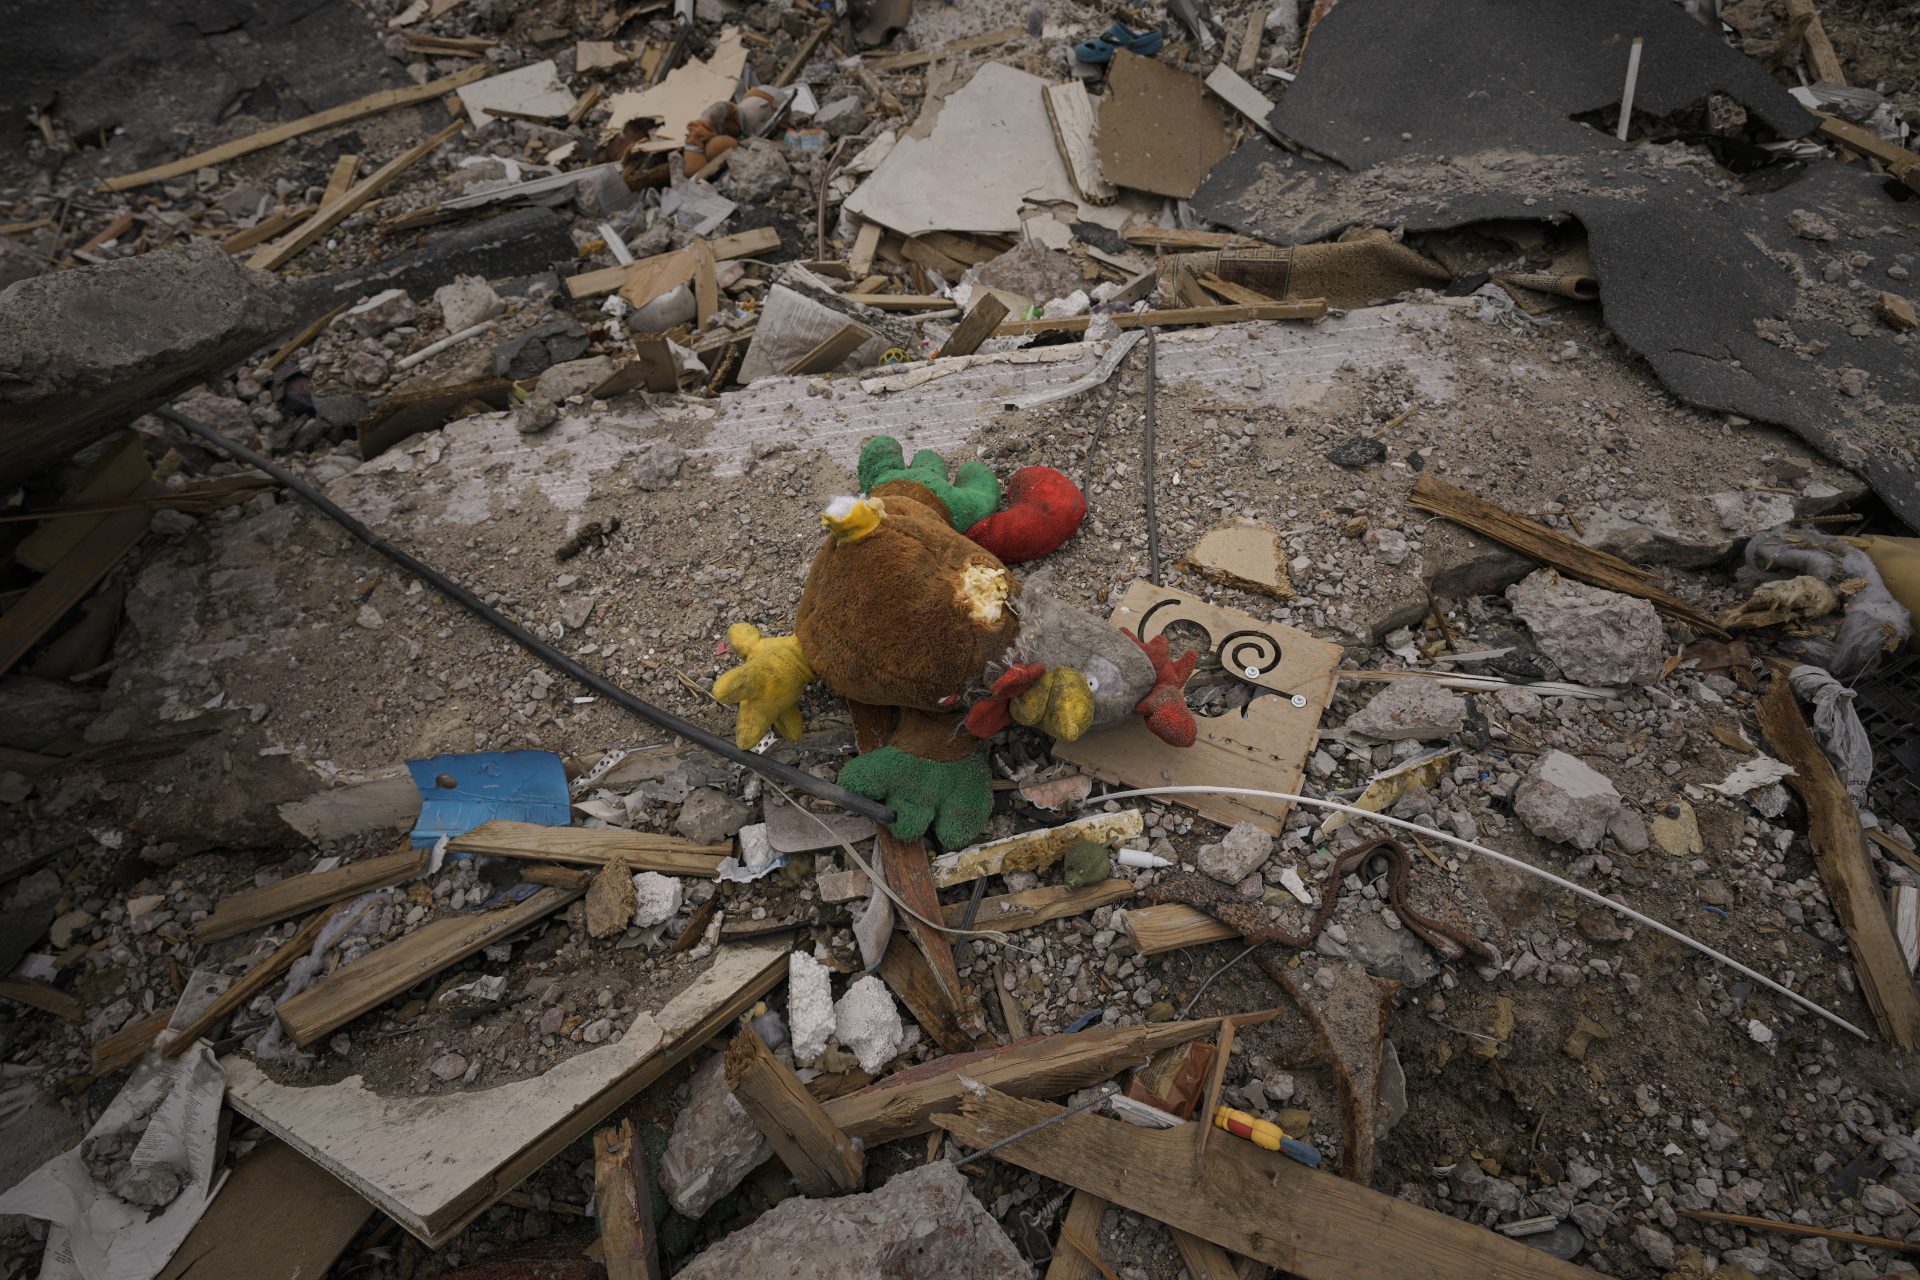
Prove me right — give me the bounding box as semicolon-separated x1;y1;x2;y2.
155;1142;369;1280
1095;52;1230;199
605;29;747;137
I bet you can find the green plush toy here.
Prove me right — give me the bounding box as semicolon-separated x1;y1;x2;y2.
857;436;1001;531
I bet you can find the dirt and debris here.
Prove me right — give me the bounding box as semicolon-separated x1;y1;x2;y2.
4;0;1920;1278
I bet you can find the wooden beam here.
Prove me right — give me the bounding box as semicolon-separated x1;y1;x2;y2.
1122;902;1238;955
92;1013;170;1074
249;121;464;271
821;1018;1221;1145
1757;677;1920;1048
1193;1019;1235;1163
942;880;1134;934
320;154;360;207
783;322;872;375
934;1089;1600;1280
102;67;488;191
15;434;149;573
848;222;883;278
1173;1229;1243;1280
274;883;583;1045
1812;113;1920;194
1235;11;1265;75
222;204;315;254
447;821;728;875
866;26;1022;71
196;848;424;944
168;906;347;1058
876;942;979;1056
593;1119;663;1280
1408;474;1725;635
690;236;718;326
725;1025;864;1196
1784;0;1847;83
993;301;1325;336
1046;1190;1113;1280
841;293;957;312
0;977;81;1021
565;226;780;299
940;294;1010;358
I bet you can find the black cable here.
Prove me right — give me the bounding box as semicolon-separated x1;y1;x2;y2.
154;406;897;827
1144;325;1161;586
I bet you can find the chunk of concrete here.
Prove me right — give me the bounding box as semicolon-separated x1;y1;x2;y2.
834;974;906;1074
631;871;683;927
346;288;416;336
674;1161;1032;1280
659;1053;772;1218
675;787;753;844
787;950;834;1064
433;275;506;332
1197;820;1274;884
1505;570;1666;686
0;242;294;488
724;139;794;204
1513;750;1622;851
1343;680;1467;741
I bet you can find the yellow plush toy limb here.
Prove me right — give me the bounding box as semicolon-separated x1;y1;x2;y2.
714;624;815;749
1009;668;1096;741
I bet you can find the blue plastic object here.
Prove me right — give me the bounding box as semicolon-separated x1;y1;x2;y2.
407;750;572;847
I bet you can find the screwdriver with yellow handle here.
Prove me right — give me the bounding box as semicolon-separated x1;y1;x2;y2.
1212;1106;1322;1168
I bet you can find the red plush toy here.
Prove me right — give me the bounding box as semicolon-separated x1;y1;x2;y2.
966;466;1087;564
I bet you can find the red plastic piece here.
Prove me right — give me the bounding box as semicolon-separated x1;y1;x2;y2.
965;467;1088;564
1132;634;1199;747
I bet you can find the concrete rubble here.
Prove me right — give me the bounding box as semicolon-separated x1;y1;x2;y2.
1506;571;1669;687
659;1053;772;1218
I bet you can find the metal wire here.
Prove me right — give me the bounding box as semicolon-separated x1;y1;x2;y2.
1143;326;1161;586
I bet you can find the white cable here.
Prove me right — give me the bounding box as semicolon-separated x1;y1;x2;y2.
1085;785;1869;1041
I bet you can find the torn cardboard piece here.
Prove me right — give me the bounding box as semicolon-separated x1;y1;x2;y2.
605;30;747;138
1096;52;1231;199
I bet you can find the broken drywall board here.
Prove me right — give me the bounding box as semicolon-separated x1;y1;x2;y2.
842;62;1089;236
605;29;747;137
1043;80;1116;205
1053;582;1342;835
276;767;420;842
1096;52;1231;200
1190;0;1920;531
457;61;576;127
1181;520;1292;600
156;1140;371;1280
224;938;788;1245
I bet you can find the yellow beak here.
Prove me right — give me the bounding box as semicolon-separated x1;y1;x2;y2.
821;495;884;544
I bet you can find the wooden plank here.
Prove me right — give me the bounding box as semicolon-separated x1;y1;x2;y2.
320;154;360;207
1785;0;1847;83
1235;10;1265;75
821;1018;1220;1145
593;1119;663;1280
1122;902;1238;955
783;322;873;375
0;977;81;1021
221;203;314;253
1173;1229;1244;1280
564;225;782;300
1123;227;1266;250
690;236;718;326
1043;81;1117;205
775;19;832;87
1196;270;1277;305
1204;64;1284;145
274;884;582;1045
941;293;1010;358
91;1012;170;1074
1194;1019;1235;1162
1047;1189;1114;1280
447;820;728;875
1409;475;1725;635
16;434;150;573
196;848;424;943
0;504;151;679
249;120;464;271
226;938;789;1246
848;222;883;278
264;300;350;370
935;1089;1601;1280
1813;113;1920;193
725;1025;864;1196
942;880;1134;933
102;67;488;191
74;212;137;257
866;26;1022;71
841;293;957;312
877;942;978;1056
900;236;970;281
168;906;346;1058
1757;677;1920;1049
155;1140;371;1280
922;231;1010;265
993;301;1325;336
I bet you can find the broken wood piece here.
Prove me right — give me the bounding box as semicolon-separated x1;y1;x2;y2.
930;811;1144;890
1120;903;1238;955
1046;1189;1114;1280
900;236;970;281
726;1024;864;1196
520;864;595;889
447;819;728;875
221;204;315;254
1193;1018;1236;1161
1203;64;1285;145
74;212;137;257
103;68;487;191
848;222;883;278
775;19;832;87
840;293;957;312
0;491;155;679
169;906;344;1057
1180;520;1293;600
865;25;1022;71
264;300;351;370
197;847;424;943
1193;271;1278;305
565;226;781;300
320;154;360;208
783;322;873;375
593;1119;663;1280
941;294;1010;358
1813;113;1920;194
992;301;1326;336
1675;1207;1919;1253
1757;677;1920;1049
15;434;150;573
1784;0;1847;85
274;883;583;1045
1172;1229;1242;1280
226;938;788;1245
876;942;981;1056
941;880;1135;934
356;377;516;458
1408;475;1725;635
567;82;606;127
0;977;80;1021
1042;80;1117;205
690;236;719;326
934;1089;1599;1280
249;121;464;271
91;1012;170;1074
1235;12;1265;75
820;1017;1221;1145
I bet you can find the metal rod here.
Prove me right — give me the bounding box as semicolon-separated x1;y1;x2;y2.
951;1083;1119;1169
154;406;897;827
1143;326;1161;586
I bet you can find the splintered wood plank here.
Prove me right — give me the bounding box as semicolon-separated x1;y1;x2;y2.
783;321;873;375
275;884;583;1045
1122;903;1238;955
102;68;487;191
0;978;80;1021
941;293;1010;358
821;1018;1220;1145
594;1120;662;1280
900;236;970;281
227;938;790;1245
1410;474;1724;632
848;222;884;278
992;301;1324;336
250;121;464;271
1044;80;1117;205
1173;1229;1243;1280
1813;113;1920;193
877;943;978;1056
942;880;1134;934
1047;1189;1114;1280
934;1090;1601;1280
196;847;425;943
320;154;360;207
725;1025;864;1195
1785;0;1847;83
1235;10;1265;74
1758;677;1920;1048
447;820;728;875
93;1013;170;1075
169;906;346;1058
563;227;778;299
